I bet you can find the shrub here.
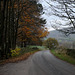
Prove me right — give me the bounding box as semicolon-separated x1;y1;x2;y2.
67;49;75;58
55;46;67;54
11;48;21;57
43;38;58;49
32;47;39;50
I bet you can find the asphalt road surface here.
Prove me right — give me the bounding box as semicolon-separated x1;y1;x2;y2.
0;50;75;75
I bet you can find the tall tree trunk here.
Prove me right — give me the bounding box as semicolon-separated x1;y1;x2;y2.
14;0;20;48
8;0;12;57
0;0;7;59
11;0;15;49
0;0;1;59
4;0;9;59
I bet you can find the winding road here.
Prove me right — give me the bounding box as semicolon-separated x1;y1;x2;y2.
0;50;75;75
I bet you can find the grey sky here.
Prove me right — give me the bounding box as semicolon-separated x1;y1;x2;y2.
39;0;70;31
39;0;58;31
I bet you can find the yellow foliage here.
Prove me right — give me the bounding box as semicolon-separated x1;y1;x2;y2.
11;48;21;57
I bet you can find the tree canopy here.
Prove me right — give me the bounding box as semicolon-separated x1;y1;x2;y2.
43;38;58;49
0;0;48;59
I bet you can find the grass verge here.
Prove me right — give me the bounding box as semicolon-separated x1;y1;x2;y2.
0;48;40;65
27;45;47;50
51;50;75;65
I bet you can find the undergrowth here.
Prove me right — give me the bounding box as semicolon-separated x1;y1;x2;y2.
51;50;75;65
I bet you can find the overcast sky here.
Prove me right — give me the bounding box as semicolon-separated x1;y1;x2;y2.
39;0;68;31
39;0;56;31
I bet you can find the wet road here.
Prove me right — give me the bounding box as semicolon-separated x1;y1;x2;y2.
0;50;75;75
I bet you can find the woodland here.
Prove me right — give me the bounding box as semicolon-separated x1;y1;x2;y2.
0;0;49;59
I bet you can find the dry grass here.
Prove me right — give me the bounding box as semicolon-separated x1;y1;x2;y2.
0;51;38;65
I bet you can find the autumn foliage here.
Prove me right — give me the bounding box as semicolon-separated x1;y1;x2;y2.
43;38;58;49
17;0;49;46
0;0;48;59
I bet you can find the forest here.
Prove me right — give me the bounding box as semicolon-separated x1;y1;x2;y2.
0;0;48;59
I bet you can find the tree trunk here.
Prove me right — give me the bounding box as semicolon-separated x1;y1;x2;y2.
0;0;7;59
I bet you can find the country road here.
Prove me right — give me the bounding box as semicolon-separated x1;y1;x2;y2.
0;50;75;75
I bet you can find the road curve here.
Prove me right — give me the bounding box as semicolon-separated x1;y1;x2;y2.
0;50;75;75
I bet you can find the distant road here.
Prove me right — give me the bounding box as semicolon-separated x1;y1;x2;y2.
0;50;75;75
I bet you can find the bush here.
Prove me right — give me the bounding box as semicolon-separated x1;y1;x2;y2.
32;47;39;50
67;49;75;58
43;38;58;49
11;48;21;57
55;46;67;54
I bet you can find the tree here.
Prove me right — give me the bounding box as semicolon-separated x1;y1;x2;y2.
45;0;75;35
43;38;58;49
0;0;48;59
0;0;23;59
17;0;49;47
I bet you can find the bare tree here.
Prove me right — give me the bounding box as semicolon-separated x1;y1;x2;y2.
45;0;75;35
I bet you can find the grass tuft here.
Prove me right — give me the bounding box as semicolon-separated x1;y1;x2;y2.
51;50;75;65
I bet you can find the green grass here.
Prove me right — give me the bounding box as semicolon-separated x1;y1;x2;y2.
10;45;46;58
0;46;41;64
11;45;47;57
19;46;40;55
27;45;47;50
51;50;75;65
10;46;41;58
